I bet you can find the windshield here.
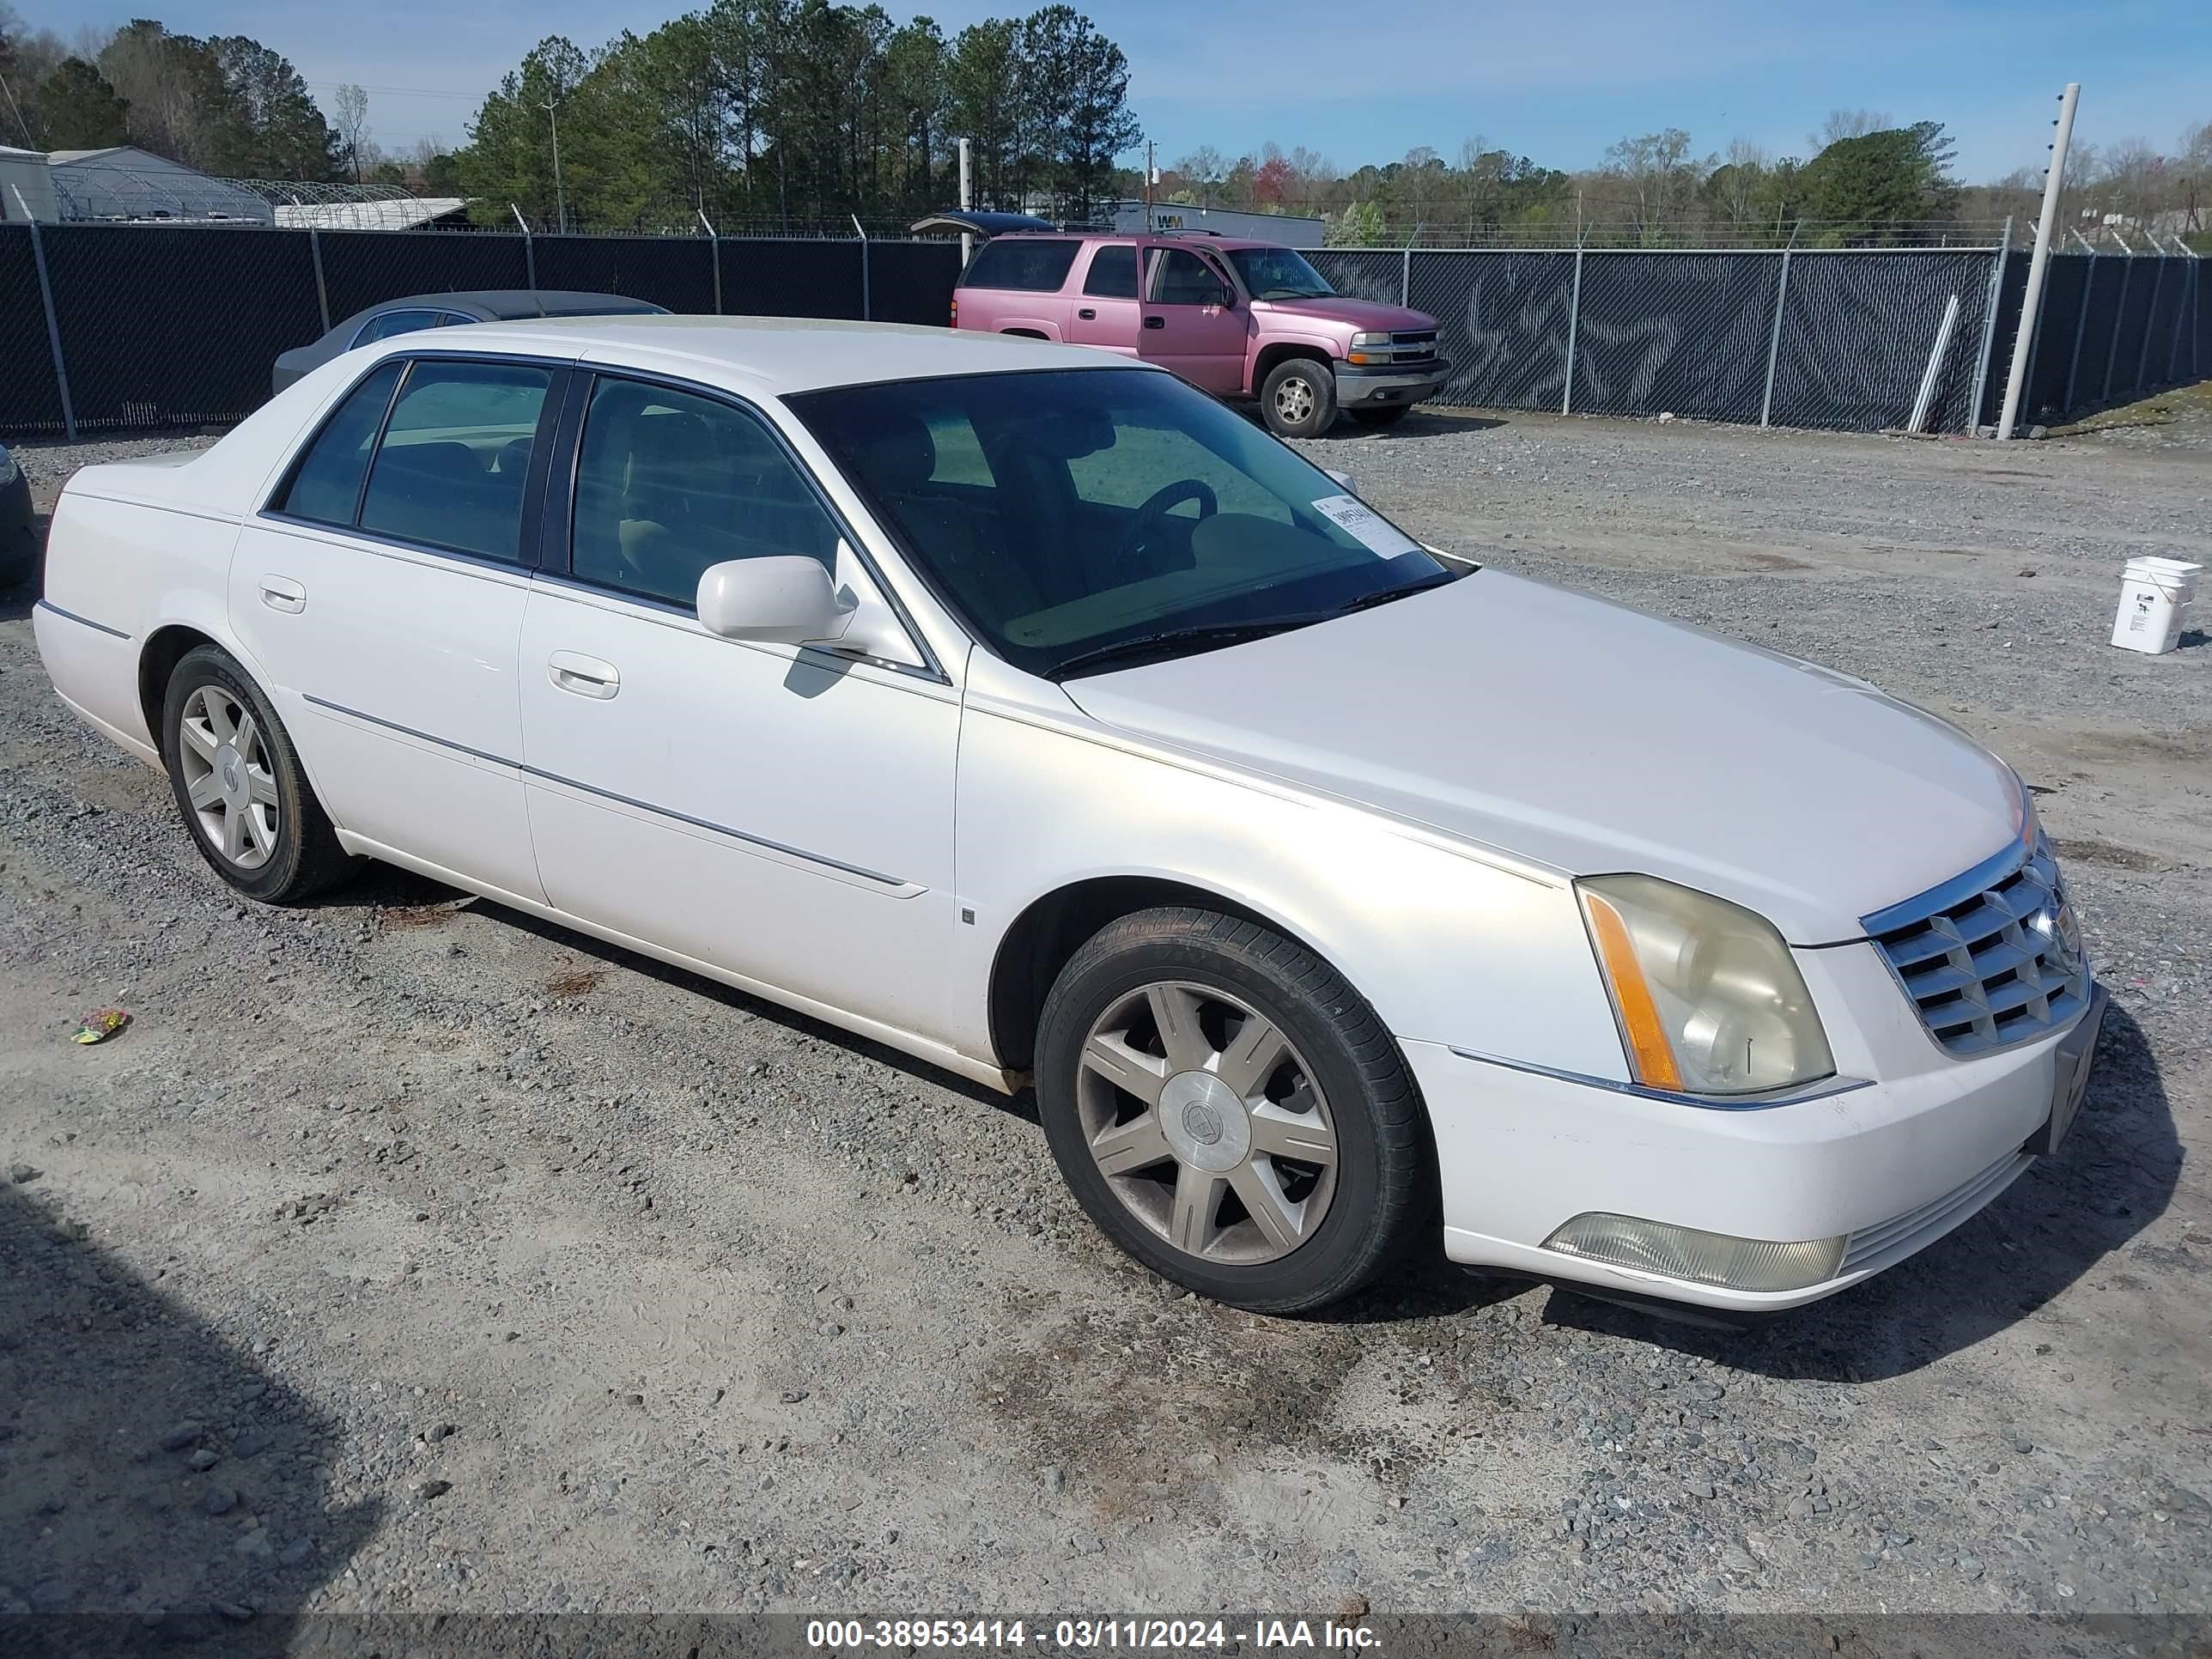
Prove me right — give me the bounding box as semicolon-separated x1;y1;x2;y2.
788;368;1449;679
1225;246;1335;301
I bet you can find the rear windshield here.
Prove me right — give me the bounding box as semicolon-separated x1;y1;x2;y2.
959;239;1081;294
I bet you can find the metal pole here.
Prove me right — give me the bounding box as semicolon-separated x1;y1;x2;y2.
1561;245;1583;415
2100;244;2134;404
957;137;973;266
2166;252;2191;385
2064;246;2096;414
2132;252;2166;393
12;185;74;441
1966;216;2012;433
1997;84;2079;440
853;214;869;321
309;226;331;333
1759;247;1793;428
511;204;537;289
698;210;721;314
1401;247;1411;307
544;100;566;236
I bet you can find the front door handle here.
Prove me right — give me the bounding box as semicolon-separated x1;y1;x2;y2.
1077;307;1097;320
1143;315;1165;331
258;575;306;613
548;651;620;699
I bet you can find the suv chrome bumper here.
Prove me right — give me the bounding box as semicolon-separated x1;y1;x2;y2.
1334;359;1448;406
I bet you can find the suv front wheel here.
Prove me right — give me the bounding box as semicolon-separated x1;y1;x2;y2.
1260;358;1337;440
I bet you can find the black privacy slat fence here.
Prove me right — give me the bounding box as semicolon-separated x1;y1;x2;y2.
0;222;2200;441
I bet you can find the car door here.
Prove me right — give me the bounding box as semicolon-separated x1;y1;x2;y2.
516;370;961;1042
229;352;563;902
1139;245;1250;393
1065;243;1141;355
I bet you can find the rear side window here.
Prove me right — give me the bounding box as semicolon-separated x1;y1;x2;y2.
1081;245;1138;299
960;239;1079;294
359;361;552;562
352;308;445;347
274;361;404;526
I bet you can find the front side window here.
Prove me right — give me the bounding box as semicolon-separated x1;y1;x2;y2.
1224;246;1335;301
790;368;1449;679
570;376;842;608
275;360;404;526
1148;247;1232;306
958;239;1080;294
352;308;445;347
358;361;552;562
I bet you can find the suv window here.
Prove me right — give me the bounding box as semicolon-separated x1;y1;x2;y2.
274;360;404;526
570;376;842;608
353;308;447;347
1081;244;1138;299
960;239;1080;293
1149;247;1231;306
358;360;552;562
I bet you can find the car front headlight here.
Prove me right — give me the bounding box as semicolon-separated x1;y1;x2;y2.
1349;331;1389;348
1577;874;1834;1096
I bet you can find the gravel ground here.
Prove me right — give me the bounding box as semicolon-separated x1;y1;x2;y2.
1;407;2208;1642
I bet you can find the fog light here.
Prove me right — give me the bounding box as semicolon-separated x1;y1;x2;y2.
1543;1213;1847;1292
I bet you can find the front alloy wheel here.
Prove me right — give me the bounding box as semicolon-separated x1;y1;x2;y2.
1076;980;1340;1265
1036;907;1434;1314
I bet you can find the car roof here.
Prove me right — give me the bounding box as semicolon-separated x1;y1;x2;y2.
422;313;1148;397
347;290;667;324
983;231;1279;251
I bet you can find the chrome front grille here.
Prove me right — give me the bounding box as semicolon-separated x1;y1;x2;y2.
1863;838;2089;1058
1387;330;1439;365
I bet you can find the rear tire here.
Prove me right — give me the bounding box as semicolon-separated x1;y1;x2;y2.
160;645;357;904
1035;907;1433;1315
1260;358;1338;440
1349;405;1412;428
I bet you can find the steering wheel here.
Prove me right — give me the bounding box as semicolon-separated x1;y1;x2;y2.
1123;478;1218;571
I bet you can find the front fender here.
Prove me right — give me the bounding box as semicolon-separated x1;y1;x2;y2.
950;684;1627;1085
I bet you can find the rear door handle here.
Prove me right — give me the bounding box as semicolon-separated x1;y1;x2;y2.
1143;315;1165;331
258;575;306;613
1078;307;1097;320
548;651;620;699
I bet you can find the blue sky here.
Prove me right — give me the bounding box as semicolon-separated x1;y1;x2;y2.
46;0;2212;181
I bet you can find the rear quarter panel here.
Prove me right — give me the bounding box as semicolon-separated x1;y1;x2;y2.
956;284;1071;343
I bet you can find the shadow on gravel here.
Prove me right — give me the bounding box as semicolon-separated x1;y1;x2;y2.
0;1182;380;1656
1542;1000;2179;1380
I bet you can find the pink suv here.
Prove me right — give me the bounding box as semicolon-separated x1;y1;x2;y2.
935;220;1448;438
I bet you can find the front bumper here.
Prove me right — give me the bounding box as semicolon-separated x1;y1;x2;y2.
1407;977;2105;1313
1333;360;1448;407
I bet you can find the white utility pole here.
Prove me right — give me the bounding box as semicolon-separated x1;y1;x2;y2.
957;137;974;265
1996;82;2081;440
543;97;567;235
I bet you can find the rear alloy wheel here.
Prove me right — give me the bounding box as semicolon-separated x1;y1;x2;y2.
1036;907;1432;1314
1260;357;1338;440
161;645;356;903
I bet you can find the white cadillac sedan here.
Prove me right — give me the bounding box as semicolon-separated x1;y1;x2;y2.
35;318;2102;1316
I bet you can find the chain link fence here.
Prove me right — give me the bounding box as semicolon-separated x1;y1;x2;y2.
0;222;2200;440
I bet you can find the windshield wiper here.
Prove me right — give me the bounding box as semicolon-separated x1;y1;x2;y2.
1331;574;1457;616
1045;619;1316;681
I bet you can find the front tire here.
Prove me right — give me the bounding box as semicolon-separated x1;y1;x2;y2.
1035;907;1432;1314
1260;358;1338;440
161;645;356;903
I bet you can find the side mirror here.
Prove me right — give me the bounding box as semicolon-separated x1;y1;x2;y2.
1206;286;1235;309
696;556;852;645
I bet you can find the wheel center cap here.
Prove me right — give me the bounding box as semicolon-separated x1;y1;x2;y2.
215;743;246;809
1158;1071;1250;1173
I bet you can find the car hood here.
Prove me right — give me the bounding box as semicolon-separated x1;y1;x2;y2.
1060;572;2024;944
1255;295;1436;334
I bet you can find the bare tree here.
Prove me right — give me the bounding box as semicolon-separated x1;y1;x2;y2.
1599;128;1707;239
2177;118;2210;233
1711;136;1771;226
1808;107;1892;154
334;82;369;183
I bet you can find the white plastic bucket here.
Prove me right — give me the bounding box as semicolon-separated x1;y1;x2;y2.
2111;556;2201;655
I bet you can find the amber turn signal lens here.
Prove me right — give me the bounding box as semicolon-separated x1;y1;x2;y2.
1581;889;1686;1091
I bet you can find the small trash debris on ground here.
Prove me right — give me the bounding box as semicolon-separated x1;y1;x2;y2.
71;1009;131;1045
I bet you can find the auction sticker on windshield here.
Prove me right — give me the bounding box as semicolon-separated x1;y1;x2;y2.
1311;495;1421;557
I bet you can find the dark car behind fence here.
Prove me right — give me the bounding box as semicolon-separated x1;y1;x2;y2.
1;222;2202;441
